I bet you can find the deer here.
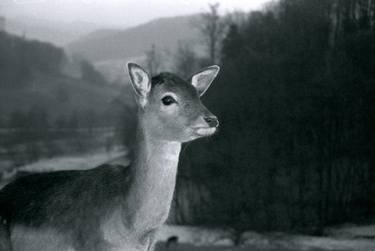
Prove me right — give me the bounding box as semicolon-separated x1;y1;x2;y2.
0;62;220;251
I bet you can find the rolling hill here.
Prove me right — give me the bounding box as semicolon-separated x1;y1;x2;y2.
66;15;201;63
0;31;135;124
5;16;108;46
0;73;134;122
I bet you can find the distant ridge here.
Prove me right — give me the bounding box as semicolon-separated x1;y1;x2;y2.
0;31;134;120
66;15;201;62
5;16;110;46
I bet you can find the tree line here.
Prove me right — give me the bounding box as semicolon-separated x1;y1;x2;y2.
0;31;108;89
0;32;65;88
0;31;125;162
0;105;122;167
0;106;106;153
174;0;375;234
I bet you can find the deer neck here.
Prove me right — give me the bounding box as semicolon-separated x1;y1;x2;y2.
123;117;181;233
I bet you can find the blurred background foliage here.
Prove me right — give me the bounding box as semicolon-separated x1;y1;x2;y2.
175;0;375;234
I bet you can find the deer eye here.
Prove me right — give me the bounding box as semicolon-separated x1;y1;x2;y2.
162;96;176;106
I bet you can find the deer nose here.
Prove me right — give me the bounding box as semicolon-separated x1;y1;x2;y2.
204;116;219;128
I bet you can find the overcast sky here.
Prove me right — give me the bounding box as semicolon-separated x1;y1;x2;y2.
1;0;270;27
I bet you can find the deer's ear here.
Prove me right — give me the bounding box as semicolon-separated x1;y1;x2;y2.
127;63;151;98
191;65;220;96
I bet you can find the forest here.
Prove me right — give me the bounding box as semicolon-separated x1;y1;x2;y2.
0;31;128;166
173;0;375;234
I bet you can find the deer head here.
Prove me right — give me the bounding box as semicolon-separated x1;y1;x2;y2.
127;63;220;143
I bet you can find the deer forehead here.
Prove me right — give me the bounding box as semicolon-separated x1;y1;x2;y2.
149;76;199;102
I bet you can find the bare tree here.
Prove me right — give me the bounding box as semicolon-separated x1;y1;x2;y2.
224;10;248;29
195;3;226;64
174;41;199;79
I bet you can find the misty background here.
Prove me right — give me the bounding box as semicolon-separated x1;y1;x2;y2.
1;0;375;250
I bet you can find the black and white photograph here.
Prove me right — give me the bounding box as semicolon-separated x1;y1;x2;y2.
1;0;375;250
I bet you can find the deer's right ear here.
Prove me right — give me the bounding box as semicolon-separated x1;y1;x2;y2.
190;65;220;96
127;63;151;99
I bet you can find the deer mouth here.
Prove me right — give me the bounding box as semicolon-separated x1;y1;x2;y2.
194;127;217;136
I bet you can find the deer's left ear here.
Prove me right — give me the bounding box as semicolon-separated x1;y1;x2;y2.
190;65;220;96
127;63;151;98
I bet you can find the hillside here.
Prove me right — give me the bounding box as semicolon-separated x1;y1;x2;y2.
0;73;133;120
66;15;201;62
5;16;107;46
0;31;135;124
